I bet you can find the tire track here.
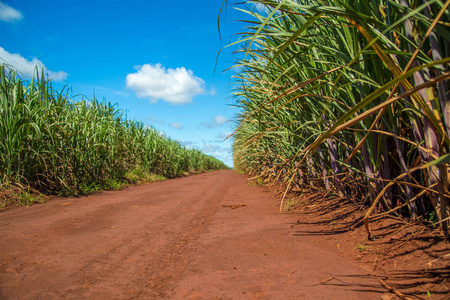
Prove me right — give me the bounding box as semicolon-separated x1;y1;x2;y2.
138;173;230;298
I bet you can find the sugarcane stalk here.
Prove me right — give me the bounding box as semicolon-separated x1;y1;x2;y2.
400;0;448;236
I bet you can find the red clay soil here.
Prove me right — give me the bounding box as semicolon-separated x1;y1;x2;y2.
276;185;450;300
0;170;448;299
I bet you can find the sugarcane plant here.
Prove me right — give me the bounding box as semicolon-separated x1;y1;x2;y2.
226;0;450;238
0;64;229;199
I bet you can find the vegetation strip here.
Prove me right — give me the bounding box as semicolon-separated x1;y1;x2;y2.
0;65;229;207
227;0;450;239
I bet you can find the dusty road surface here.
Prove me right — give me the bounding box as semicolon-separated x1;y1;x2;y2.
0;170;385;299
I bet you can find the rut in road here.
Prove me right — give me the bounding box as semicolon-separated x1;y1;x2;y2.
0;170;385;299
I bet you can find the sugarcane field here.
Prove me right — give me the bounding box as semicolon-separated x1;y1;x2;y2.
1;0;449;299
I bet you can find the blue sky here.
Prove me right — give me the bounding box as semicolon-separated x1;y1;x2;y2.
0;0;255;167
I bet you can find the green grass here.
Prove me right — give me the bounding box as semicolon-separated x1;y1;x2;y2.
248;177;265;186
124;166;166;185
284;197;300;212
17;192;44;206
355;243;369;251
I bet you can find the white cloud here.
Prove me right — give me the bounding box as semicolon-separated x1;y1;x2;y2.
0;2;23;22
179;140;196;146
203;144;220;153
0;47;68;81
213;115;227;125
178;140;198;150
252;2;267;12
250;0;282;13
126;63;205;105
217;132;232;140
202;115;229;128
169;122;182;130
146;116;165;125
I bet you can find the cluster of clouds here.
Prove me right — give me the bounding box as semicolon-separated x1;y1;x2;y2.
202;143;233;167
172;118;233;166
0;51;207;105
178;139;233;167
126;63;205;105
150;115;230;132
0;2;206;106
1;1;207;106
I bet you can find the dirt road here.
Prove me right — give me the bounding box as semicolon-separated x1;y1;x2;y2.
0;170;385;299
